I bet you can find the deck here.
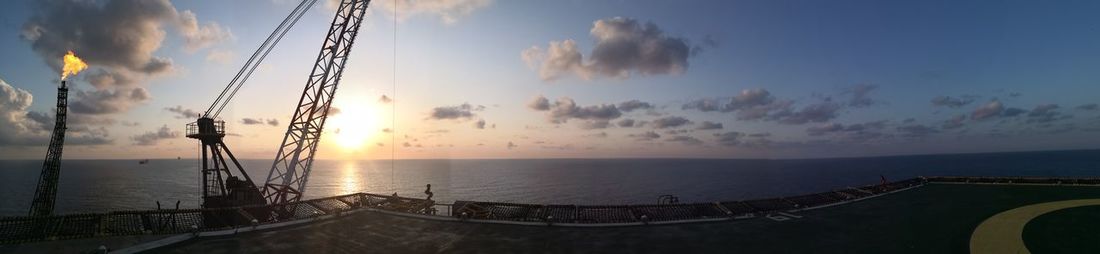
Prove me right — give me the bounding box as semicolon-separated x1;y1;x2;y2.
3;177;1100;253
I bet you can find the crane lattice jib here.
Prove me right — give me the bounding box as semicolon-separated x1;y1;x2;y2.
263;0;370;205
29;81;68;216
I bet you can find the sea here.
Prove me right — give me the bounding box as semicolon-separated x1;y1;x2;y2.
1;149;1098;216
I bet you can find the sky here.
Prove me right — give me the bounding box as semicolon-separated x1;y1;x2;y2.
1;0;1099;160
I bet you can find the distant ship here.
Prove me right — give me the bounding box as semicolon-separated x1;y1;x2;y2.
138;159;149;165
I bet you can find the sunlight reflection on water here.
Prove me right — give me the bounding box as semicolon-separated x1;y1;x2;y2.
339;160;362;196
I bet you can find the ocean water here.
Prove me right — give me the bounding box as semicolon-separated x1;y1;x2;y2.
1;149;1098;216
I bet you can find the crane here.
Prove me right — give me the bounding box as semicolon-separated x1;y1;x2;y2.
186;0;370;219
261;0;370;206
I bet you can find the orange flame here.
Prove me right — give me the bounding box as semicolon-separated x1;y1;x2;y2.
61;51;88;80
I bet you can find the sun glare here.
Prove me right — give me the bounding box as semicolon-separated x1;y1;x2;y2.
328;100;384;150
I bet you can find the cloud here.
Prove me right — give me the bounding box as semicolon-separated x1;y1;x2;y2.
379;95;393;104
712;131;775;148
23;0;182;76
971;100;1010;121
586;132;609;138
806;123;844;136
1026;104;1070;124
532;97;622;123
131;124;178;145
617;100;654;112
528;95;551;111
240;118;279;126
22;0;230;115
1002;107;1027;117
19;109;113;146
427;103;481;120
931;95;977;108
164;105;201;119
241;118;264;125
846;84;879;107
83;69;137;90
843;120;888;132
1028;104;1058;117
1076;103;1098;111
617;118;638;128
666;135;703;145
523;17;696;81
628;131;661;141
474;119;486;129
0;80;48;145
578;120;611;130
682;88;794;121
696;121;723;130
693;89;774;111
896;124;939;138
327;106;341;116
714;132;745;147
749;133;772;138
69;87;151;115
803;121;891;142
941;114;966;129
176;10;233;52
650;116;692;129
770;102;842;125
373;0;492;25
664;129;689;135
205;49;233;64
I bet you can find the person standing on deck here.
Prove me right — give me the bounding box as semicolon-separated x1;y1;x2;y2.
424;184;434;201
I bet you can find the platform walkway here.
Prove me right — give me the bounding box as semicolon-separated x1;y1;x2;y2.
4;176;1100;252
149;183;1100;253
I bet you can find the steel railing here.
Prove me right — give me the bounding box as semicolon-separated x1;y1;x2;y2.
7;176;1096;244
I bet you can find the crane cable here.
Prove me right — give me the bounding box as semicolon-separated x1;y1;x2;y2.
205;0;320;118
211;0;320;118
390;0;397;195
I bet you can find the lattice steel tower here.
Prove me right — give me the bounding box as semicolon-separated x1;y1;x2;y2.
28;81;69;216
262;0;370;206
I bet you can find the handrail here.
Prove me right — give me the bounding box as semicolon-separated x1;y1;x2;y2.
4;176;1097;244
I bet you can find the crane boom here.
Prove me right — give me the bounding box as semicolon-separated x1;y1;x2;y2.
262;0;371;205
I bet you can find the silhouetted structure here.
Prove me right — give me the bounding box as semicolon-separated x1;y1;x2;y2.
261;0;370;207
28;81;69;217
178;0;371;222
186;118;265;212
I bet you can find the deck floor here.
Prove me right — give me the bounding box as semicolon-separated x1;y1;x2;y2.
144;184;1100;253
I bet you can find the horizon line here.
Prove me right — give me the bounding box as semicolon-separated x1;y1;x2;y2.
5;147;1096;162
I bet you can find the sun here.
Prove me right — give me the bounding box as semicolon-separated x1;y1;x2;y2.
327;99;384;150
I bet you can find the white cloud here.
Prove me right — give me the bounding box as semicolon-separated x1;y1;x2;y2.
523;17;696;81
205;49;234;64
